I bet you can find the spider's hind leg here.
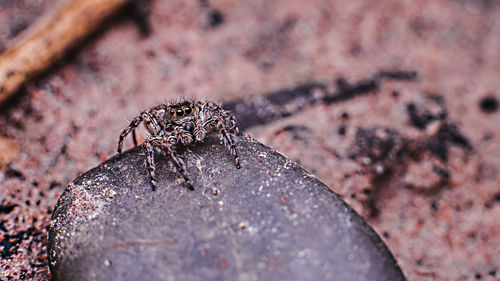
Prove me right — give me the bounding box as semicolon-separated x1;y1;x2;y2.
221;128;241;169
204;116;240;169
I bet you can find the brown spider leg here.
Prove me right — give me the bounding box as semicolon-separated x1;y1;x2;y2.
132;129;138;147
207;101;240;134
119;111;161;154
161;138;194;190
220;108;240;135
204;116;240;169
118;114;147;154
227;114;240;135
223;130;240;169
144;140;157;190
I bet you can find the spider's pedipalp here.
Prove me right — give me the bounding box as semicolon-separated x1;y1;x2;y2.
174;126;193;145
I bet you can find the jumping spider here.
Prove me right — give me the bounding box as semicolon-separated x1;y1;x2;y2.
117;100;241;190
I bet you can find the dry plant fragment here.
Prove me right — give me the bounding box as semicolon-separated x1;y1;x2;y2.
0;0;129;105
0;136;19;165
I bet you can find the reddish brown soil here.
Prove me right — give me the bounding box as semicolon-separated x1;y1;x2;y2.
1;0;499;280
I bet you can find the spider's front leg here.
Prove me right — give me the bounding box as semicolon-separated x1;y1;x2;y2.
161;137;194;190
205;101;241;135
225;111;240;135
118;114;144;154
144;137;194;191
144;140;158;190
119;110;164;154
202;116;241;169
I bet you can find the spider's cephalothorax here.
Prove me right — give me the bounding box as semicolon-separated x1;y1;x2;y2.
117;100;241;190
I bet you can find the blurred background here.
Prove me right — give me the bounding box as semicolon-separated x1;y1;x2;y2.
0;0;499;280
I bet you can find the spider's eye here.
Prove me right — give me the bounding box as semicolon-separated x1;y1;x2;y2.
184;106;192;115
176;108;184;117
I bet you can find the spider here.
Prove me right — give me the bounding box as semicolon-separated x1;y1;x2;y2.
117;99;241;190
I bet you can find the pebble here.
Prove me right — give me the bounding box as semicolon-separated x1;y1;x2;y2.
48;135;405;281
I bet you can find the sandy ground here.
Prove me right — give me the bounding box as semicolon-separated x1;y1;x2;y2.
0;0;499;280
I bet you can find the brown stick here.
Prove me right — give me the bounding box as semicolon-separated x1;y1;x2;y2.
0;0;129;105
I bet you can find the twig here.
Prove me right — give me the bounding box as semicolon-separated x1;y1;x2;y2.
0;0;129;105
224;70;418;131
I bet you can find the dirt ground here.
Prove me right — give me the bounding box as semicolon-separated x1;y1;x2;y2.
1;0;499;280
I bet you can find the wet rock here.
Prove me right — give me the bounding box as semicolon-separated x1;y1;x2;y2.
48;135;405;281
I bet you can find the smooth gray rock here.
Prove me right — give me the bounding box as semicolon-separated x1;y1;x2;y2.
48;135;406;281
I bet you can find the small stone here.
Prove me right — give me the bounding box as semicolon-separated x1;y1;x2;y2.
48;135;405;281
211;188;220;196
238;221;247;229
107;189;116;198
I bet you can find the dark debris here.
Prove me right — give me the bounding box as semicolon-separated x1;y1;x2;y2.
0;203;16;214
1;228;32;259
208;9;225;28
353;128;407;171
350;96;472;216
224;83;327;131
485;192;500;208
224;69;418;131
323;70;418;104
479;96;498;114
406;96;447;130
274;125;312;142
426;123;472;161
125;0;152;36
5;164;25;181
49;181;61;190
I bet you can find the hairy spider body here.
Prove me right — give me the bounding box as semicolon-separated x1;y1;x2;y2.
117;100;240;190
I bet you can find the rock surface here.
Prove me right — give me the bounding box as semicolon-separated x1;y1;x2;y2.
48;135;405;281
